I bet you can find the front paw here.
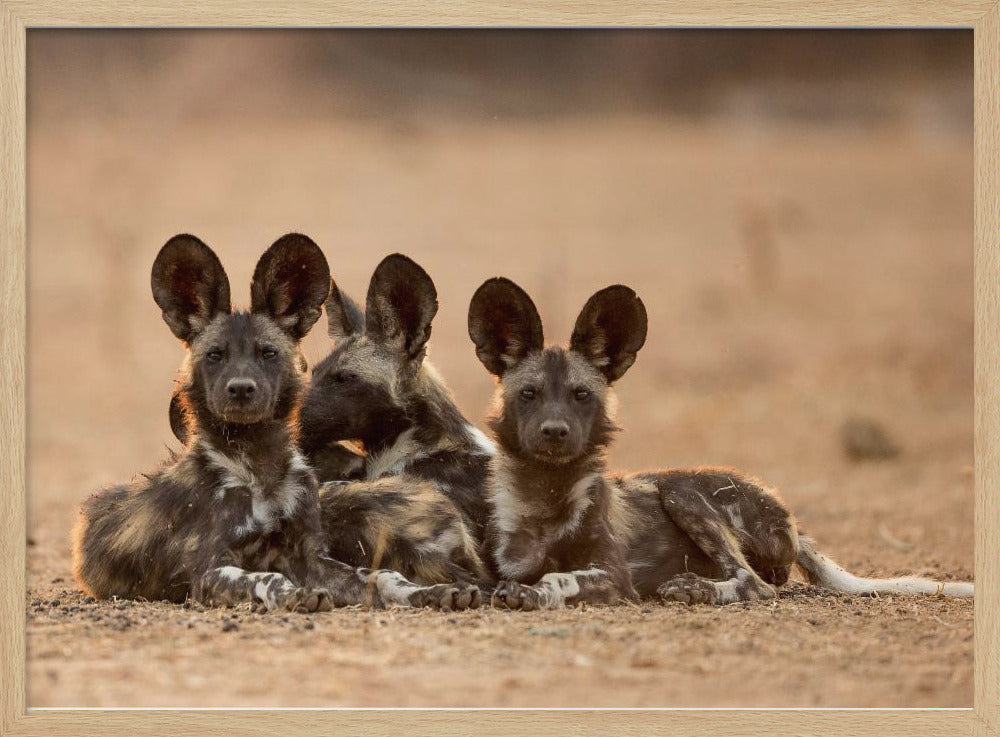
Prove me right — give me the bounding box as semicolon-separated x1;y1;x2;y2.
491;580;541;611
280;586;333;613
408;582;482;611
657;572;718;605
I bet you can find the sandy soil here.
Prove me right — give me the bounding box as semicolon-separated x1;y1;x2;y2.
25;111;973;707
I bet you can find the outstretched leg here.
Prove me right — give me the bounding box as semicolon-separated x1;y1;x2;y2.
195;566;333;613
491;568;624;611
309;555;482;610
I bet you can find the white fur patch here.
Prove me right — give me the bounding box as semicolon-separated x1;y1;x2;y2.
248;571;296;610
466;425;497;457
723;502;745;531
217;565;244;582
713;568;752;604
416;526;461;557
205;444;309;537
288;448;312;476
372;570;420;606
536;571;582;608
366;429;422;480
205;446;263;495
533;568;608;609
549;473;598;540
490;475;533;536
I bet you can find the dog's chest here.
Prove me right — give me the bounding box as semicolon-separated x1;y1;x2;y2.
205;447;312;539
490;471;602;579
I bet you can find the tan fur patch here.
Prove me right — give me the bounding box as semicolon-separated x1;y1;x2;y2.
106;484;159;555
322;477;486;582
608;475;654;546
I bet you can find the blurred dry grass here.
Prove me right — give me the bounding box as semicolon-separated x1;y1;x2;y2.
25;30;974;707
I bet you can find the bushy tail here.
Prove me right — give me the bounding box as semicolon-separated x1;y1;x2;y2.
796;537;973;598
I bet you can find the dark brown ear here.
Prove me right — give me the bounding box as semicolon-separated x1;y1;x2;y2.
325;278;365;343
250;233;331;340
570;285;647;383
365;254;438;361
467;277;544;377
169;388;190;445
151;234;231;343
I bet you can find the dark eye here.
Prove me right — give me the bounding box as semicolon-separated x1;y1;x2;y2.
520;388;537;401
333;370;356;384
261;347;278;360
574;389;591;401
206;349;223;363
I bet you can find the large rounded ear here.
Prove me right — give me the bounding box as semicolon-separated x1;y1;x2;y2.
570;285;647;383
250;233;331;340
467;277;544;377
326;278;365;343
365;254;438;361
151;234;231;343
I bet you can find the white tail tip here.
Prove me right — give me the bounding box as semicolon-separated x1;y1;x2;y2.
796;537;973;599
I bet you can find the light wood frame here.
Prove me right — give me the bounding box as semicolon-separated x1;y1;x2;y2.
1;2;996;735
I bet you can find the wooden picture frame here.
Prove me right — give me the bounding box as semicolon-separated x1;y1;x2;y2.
1;2;996;735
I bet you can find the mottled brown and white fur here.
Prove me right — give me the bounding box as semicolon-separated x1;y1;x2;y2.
73;235;480;612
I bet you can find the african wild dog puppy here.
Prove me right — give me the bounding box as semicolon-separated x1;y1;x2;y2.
468;278;975;610
73;234;480;611
298;254;493;585
168;253;491;587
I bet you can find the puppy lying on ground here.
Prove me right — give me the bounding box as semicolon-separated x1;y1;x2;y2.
300;254;493;585
74;235;479;612
468;278;975;609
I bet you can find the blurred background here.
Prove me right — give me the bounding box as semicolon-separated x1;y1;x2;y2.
26;30;973;707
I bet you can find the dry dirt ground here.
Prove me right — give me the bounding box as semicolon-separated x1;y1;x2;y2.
25;109;973;707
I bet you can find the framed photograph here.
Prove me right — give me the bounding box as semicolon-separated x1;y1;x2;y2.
1;2;997;735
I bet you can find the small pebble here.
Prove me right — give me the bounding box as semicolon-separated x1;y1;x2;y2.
50;599;61;607
82;596;96;604
304;621;315;630
221;620;238;633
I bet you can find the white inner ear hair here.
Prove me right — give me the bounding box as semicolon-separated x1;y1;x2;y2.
501;337;523;368
587;334;609;366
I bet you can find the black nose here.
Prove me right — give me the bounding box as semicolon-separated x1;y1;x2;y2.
226;379;257;401
540;420;570;440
